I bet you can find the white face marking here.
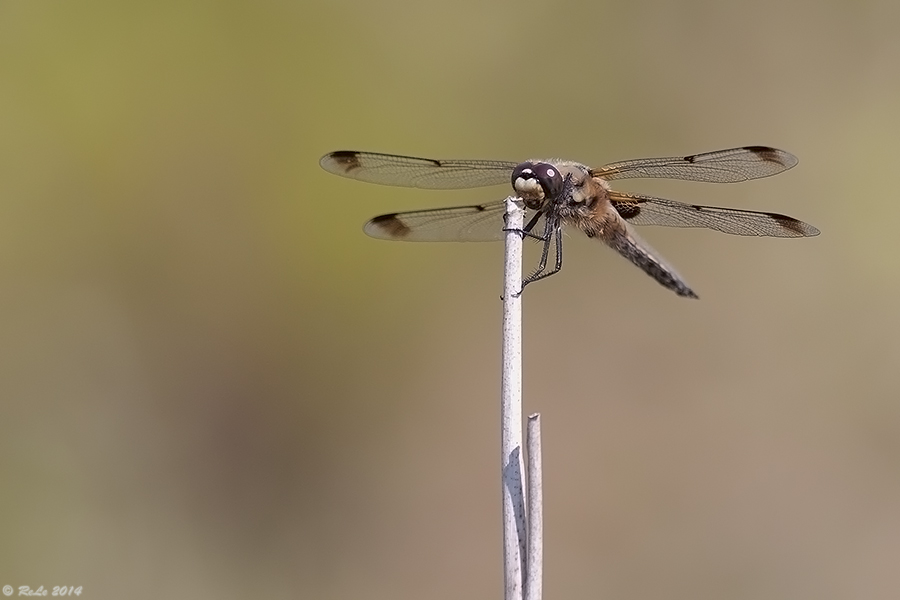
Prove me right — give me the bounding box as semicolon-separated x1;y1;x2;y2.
514;177;543;197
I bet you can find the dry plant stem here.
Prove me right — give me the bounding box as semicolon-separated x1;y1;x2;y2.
524;414;543;600
501;197;526;600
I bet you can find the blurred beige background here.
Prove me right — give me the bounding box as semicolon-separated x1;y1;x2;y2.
0;1;898;599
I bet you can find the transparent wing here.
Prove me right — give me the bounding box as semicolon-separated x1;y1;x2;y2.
609;191;820;237
363;201;523;241
320;151;517;189
592;146;798;183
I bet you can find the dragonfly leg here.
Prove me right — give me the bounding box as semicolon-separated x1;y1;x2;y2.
503;209;546;241
520;226;563;290
511;221;563;296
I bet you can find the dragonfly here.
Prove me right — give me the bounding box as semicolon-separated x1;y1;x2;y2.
319;146;819;298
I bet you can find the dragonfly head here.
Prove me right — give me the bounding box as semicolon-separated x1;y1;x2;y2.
511;162;563;208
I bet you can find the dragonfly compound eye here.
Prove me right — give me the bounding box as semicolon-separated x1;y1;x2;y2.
511;162;564;200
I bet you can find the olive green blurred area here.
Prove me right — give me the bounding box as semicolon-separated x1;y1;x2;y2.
1;0;899;598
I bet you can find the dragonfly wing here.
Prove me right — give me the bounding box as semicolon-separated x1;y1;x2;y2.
364;201;521;241
593;146;798;183
609;191;820;237
321;151;518;189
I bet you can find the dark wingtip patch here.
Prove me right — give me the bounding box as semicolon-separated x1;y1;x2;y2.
744;146;798;169
366;213;411;238
771;213;820;237
328;151;362;172
745;146;780;162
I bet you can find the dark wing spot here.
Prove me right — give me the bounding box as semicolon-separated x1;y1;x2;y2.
767;212;821;236
611;201;641;220
367;214;411;238
328;151;362;172
684;154;696;163
745;146;786;166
